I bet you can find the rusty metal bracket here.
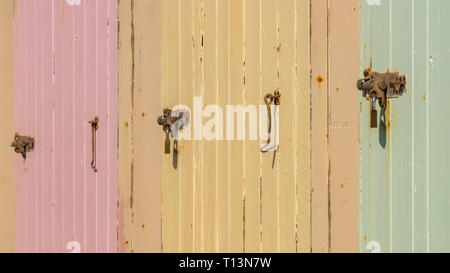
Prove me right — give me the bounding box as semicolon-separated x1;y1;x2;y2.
263;89;281;147
261;89;281;154
157;108;186;154
11;133;35;160
357;68;407;108
89;117;99;172
357;68;406;128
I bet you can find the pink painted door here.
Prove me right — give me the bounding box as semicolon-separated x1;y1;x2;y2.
13;0;117;253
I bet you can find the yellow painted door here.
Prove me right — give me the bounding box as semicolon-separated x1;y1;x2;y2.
161;0;311;253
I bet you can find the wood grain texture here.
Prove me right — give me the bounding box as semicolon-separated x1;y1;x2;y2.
0;0;15;253
179;0;195;253
118;0;162;253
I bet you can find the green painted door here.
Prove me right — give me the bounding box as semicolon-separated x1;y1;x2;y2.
360;0;450;253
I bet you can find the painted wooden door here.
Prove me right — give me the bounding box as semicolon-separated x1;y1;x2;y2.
360;0;450;253
160;0;311;253
13;0;117;253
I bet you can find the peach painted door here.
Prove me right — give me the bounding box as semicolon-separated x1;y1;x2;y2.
13;0;117;253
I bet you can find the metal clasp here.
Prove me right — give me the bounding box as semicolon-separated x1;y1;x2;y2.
357;68;406;128
157;108;189;154
261;89;281;153
11;133;35;160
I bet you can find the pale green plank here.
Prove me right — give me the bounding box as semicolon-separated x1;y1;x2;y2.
361;0;450;253
429;0;450;252
360;0;392;253
412;0;429;253
391;0;414;253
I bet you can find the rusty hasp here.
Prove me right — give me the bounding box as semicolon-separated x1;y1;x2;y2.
357;68;406;107
357;69;406;128
157;108;186;154
11;133;35;159
261;89;282;153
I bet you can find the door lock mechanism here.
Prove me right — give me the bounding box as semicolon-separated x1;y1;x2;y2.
11;133;35;159
357;68;406;128
157;108;188;154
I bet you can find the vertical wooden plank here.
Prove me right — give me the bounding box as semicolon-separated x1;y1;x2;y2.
391;0;413;253
162;0;181;253
217;0;229;253
229;0;245;253
429;0;450;252
53;0;64;252
260;0;279;253
0;0;14;253
278;0;297;253
13;0;26;252
311;0;329;253
359;0;370;253
84;0;98;252
359;0;391;253
295;0;311;253
132;0;162;253
93;0;118;253
202;0;218;252
243;0;261;253
107;0;118;253
35;0;43;253
72;0;85;253
161;0;169;252
412;0;428;253
118;0;164;253
179;0;195;253
84;1;103;252
26;1;38;252
62;0;75;252
117;0;133;253
41;0;54;253
192;0;204;252
96;0;109;253
328;0;359;253
368;0;391;253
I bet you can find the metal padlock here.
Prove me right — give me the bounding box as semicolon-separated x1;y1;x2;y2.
370;95;378;129
357;68;406;129
164;127;171;154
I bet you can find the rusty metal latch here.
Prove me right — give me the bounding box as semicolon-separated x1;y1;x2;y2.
157;108;189;154
357;68;406;128
261;89;281;153
89;117;99;172
11;133;35;159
